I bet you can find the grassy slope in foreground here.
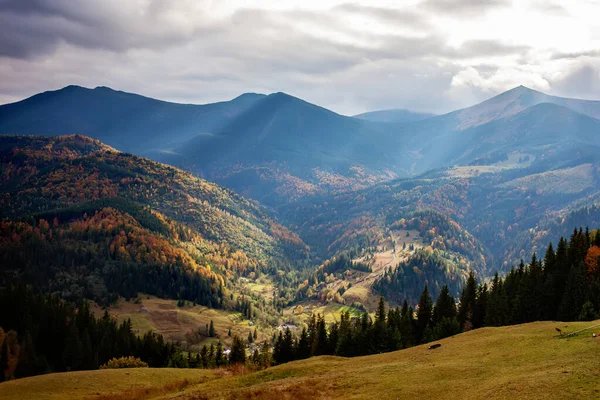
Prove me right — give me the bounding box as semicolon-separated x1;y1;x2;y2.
2;320;599;400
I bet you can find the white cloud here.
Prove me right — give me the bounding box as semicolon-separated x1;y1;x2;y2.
0;0;599;114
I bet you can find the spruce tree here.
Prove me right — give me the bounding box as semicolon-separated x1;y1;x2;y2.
215;341;224;366
209;320;215;337
579;301;598;321
458;272;477;330
416;286;433;343
296;327;311;359
432;285;456;326
229;336;246;364
558;262;588;321
63;324;83;371
200;345;208;368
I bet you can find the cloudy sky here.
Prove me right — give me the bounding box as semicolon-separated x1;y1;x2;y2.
1;0;600;115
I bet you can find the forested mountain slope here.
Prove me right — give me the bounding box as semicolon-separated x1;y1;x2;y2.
0;135;309;305
0;86;265;154
2;85;600;207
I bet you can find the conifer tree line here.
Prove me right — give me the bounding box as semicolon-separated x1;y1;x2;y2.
0;285;176;381
178;337;271;370
269;227;600;365
1;227;598;379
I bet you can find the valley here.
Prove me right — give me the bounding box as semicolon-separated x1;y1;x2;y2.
2;2;600;397
1;86;600;395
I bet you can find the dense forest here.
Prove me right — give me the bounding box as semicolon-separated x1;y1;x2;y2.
0;286;176;381
267;227;600;365
1;134;599;382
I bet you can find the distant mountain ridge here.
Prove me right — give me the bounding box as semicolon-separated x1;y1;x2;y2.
353;109;436;123
1;84;600;205
0;85;266;153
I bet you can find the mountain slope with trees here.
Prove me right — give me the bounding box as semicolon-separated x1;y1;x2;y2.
0;135;310;305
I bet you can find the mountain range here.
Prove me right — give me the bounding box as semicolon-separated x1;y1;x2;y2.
2;85;599;205
1;84;600;307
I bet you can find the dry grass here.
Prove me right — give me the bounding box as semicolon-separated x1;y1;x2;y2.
173;320;600;400
94;296;251;348
4;321;599;400
85;378;194;400
0;368;214;400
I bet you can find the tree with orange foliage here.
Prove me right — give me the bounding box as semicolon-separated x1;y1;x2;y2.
585;246;600;275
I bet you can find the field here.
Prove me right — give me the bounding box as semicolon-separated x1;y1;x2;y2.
4;320;599;399
95;297;266;349
344;229;421;309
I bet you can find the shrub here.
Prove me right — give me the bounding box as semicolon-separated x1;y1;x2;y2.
100;356;148;369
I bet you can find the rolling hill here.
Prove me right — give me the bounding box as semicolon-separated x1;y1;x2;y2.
3;320;598;399
0;135;309;305
2;86;600;308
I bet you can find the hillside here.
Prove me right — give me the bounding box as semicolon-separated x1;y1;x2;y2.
0;86;265;154
403;93;600;173
0;135;309;305
3;320;598;399
160;92;407;204
2;85;600;206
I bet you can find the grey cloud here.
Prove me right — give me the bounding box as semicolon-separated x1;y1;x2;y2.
528;1;569;16
551;49;600;60
452;40;530;58
0;0;217;58
420;0;510;15
0;0;597;116
551;62;600;99
333;3;432;31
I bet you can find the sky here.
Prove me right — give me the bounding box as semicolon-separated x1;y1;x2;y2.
1;0;600;115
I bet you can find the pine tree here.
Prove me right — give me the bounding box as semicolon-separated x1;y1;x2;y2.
458;272;478;330
579;301;598;321
208;343;215;367
215;341;224;367
63;324;83;371
253;328;258;340
416;285;433;343
229;336;246;365
209;320;215;337
260;341;271;368
247;331;253;344
313;315;328;356
296;327;311;359
399;300;415;348
432;285;456;326
474;283;488;328
200;345;208;368
558;262;588;321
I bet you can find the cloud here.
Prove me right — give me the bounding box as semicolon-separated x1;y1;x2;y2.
0;0;598;114
550;61;600;99
0;0;217;58
420;0;510;16
450;66;551;93
551;49;600;60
